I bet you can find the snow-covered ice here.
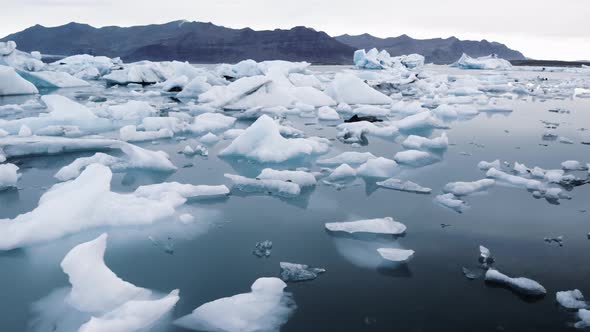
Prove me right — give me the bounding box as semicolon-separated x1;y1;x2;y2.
556;289;588;310
376;178;432;194
485;269;546;296
325;217;407;235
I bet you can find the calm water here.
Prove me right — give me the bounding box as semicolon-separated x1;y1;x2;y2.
1;65;590;332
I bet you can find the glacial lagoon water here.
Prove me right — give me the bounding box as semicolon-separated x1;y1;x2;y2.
1;65;590;331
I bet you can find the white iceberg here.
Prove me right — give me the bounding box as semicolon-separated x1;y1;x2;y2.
224;173;301;197
317;106;340;120
394;150;437;167
356;157;397;178
376;178;431;194
325;217;406;235
477;160;501;171
174;277;295;332
435;193;468;213
219;115;329;163
327;163;357;181
0;65;38;96
325;73;391;105
451;53;512;70
257;168;317;187
556;290;588;310
485;269;546;296
120;125;173;142
443;179;495;196
401;132;448;151
0;163;20;190
189;113;236;135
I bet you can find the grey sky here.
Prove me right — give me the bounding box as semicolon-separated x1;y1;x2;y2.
2;0;589;60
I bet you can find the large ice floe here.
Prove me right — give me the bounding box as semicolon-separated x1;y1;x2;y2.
219;115;329;163
57;233;179;332
174;277;295;332
0;164;227;250
354;48;424;70
484;269;546;297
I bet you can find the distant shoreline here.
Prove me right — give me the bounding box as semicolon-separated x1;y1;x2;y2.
510;59;589;68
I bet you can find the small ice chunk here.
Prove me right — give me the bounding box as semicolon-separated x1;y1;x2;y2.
0;65;39;96
325;73;392;105
327;163;357;181
317;106;340;120
179;213;195;224
356;157;397;178
401;132;448;151
486;168;544;191
556;289;587;310
317;152;376;166
174;278;295;332
377;248;415;262
485;269;546;296
576;309;590;329
199;132;220;145
394;150;436;167
376;178;431;194
253;240;273;258
325;217;406;235
435;193;468;213
120;125;173;142
443;179;495;196
224;173;301;197
478;160;501;170
0;163;20;190
280;262;326;282
562;160;585;171
257;168;317;187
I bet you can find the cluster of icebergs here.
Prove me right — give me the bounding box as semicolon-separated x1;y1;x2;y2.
1;39;590;332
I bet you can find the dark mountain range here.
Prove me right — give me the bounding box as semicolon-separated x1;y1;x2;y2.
335;33;525;64
1;21;525;64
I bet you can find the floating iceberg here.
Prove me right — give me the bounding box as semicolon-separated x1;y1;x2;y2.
451;53;512;70
478;160;501;171
326;73;392;105
103;61;169;85
325;217;406;235
174;278;295;332
402;133;448;151
556;290;588;310
0;164;209;250
443;179;495;196
485;269;546;296
0;65;39;96
317;106;340;120
377;248;415;262
120;125;174;142
257;168;317;187
224;173;301;197
376;178;431;194
356;157;397;178
198;75;270;107
435;193;468;213
17;70;90;88
353;48;424;70
189;113;236;135
219;115;329;163
280;262;326;282
0;163;20;190
486;168;544;191
327;163;357;181
394;150;437;167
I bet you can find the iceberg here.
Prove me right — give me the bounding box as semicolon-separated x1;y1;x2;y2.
376;178;431;194
219;115;329;163
394;150;437;167
327;163;357;181
224;173;301;197
174;277;295;332
451;53;512;70
61;233;151;313
486;168;544;191
576;310;590;329
556;290;588;310
198;75;271;108
325;73;392;105
401;132;448;151
17;70;90;88
377;248;415;262
257;168;317;187
353;48;424;70
477;160;501;170
0;163;20;190
0;164;208;250
484;269;546;296
325;217;406;235
103;61;169;85
0;65;39;96
356;157;397;178
279;262;326;282
443;179;495;196
435;193;468;213
317;106;340;120
120;125;174;142
177;76;212;98
189;113;236;135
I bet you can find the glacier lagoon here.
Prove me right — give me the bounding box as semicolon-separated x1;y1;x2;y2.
0;60;590;331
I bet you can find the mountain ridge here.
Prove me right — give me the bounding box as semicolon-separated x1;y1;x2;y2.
1;21;525;64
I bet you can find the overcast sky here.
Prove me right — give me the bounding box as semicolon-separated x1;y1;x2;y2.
2;0;589;60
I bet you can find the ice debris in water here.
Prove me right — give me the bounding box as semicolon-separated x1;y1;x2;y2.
326;163;357;181
479;245;495;267
174;277;295;332
376;178;432;194
394;150;437;167
225;173;302;197
377;248;415;262
253;240;273;258
0;65;38;96
556;290;588;310
61;233;179;331
401;132;448;151
544;235;564;247
435;193;468;213
325;217;406;235
356;157;397;178
485;269;546;297
316;151;377;166
443;179;495;196
219;115;330;163
0;163;20;190
279;262;326;282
